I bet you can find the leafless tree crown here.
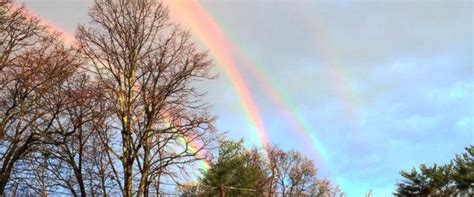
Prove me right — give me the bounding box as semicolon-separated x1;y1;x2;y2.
0;1;218;196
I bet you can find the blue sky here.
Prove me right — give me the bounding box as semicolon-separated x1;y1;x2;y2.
17;0;473;196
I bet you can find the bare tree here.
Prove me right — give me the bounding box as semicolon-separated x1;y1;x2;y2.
266;146;297;196
87;124;117;196
265;145;285;196
310;179;333;197
265;146;330;197
0;3;80;194
77;0;217;196
13;151;62;197
36;73;112;197
288;155;317;194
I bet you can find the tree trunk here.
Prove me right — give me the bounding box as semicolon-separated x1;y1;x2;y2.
100;175;108;197
268;169;275;197
122;106;133;197
123;156;133;197
143;181;150;197
123;135;133;197
0;173;11;195
74;169;87;197
219;184;225;197
137;171;147;197
138;135;151;197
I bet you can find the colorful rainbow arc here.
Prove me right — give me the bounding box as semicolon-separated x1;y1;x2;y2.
166;1;270;148
240;56;331;164
178;136;211;171
161;113;211;171
303;14;360;129
165;0;333;176
9;4;76;45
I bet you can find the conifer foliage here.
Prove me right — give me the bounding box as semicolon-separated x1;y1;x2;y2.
395;146;473;196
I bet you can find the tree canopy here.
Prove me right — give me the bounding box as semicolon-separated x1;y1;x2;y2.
394;146;473;196
199;140;267;196
194;139;343;197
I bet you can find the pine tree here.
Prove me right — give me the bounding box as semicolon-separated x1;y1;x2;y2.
452;146;474;191
394;146;473;196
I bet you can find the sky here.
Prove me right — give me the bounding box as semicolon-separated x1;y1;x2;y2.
15;0;473;196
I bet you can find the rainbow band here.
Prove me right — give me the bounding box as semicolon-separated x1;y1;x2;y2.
165;0;333;177
176;137;210;171
161;111;212;171
8;4;76;46
240;57;331;165
167;1;270;148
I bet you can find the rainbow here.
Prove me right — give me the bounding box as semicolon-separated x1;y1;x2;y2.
304;15;360;128
9;3;76;45
166;1;270;148
161;110;212;171
240;56;331;163
177;137;210;171
165;0;333;175
234;45;337;178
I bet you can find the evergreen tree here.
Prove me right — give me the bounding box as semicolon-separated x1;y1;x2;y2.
394;146;473;196
395;164;451;196
452;146;474;191
200;140;266;196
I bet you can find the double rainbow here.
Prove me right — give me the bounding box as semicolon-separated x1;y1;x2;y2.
166;0;333;175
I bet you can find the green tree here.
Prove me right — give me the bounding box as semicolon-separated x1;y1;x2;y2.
452;146;474;191
395;164;454;196
200;140;267;196
394;146;473;196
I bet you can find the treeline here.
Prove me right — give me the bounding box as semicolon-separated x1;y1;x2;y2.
180;139;342;197
394;146;473;196
1;1;219;196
